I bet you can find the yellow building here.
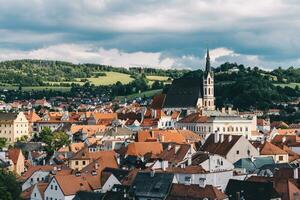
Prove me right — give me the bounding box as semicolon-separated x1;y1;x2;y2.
0;112;29;143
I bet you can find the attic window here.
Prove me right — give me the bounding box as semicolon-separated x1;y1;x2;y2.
236;151;239;155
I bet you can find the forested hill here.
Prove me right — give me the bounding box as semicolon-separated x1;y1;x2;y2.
0;60;188;87
181;63;300;112
0;60;299;114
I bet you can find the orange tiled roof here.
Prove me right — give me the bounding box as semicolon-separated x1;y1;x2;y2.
24;111;41;123
137;129;190;144
70;124;107;136
259;142;288;155
8;148;21;165
126;142;163;157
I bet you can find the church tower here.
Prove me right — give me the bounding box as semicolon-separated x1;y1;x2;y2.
203;49;215;110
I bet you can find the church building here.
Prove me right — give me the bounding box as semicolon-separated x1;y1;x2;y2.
163;49;215;114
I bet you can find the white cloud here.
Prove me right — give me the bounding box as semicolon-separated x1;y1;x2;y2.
0;44;175;69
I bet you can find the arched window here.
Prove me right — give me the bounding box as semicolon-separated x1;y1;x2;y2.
208;78;211;84
205;88;207;95
208;88;210;95
208;101;210;106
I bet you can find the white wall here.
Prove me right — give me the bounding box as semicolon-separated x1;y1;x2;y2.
22;171;50;191
44;177;66;200
174;170;233;191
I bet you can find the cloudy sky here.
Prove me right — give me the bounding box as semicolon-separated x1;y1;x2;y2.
0;0;299;70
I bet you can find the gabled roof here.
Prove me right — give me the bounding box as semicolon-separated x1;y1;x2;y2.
101;167;129;185
163;77;202;108
254;141;288;155
225;179;280;200
150;94;166;110
0;113;18;122
158;144;191;164
53;174;101;196
233;156;274;173
7;148;22;165
167;184;228;200
200;134;242;157
126;142;163;157
178;113;209;123
130;171;174;199
70;147;116;161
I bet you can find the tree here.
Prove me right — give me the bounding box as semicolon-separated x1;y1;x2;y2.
39;127;70;154
0;138;7;150
0;170;22;200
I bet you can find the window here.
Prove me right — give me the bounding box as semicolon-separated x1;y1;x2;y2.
208;78;211;84
75;161;79;165
236;151;239;155
279;156;284;161
55;186;57;190
240;127;242;132
51;185;53;190
247;150;250;156
223;127;226;132
245;127;248;131
208;88;211;95
205;88;207;95
37;178;39;182
82;161;86;165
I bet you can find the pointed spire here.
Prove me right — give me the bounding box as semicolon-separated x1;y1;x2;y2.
205;48;211;72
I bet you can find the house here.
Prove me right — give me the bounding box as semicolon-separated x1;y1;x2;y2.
247;172;300;200
129;171;174;200
233;156;275;173
30;182;48;200
271;121;289;129
167;183;228;200
157;110;180;129
24;110;41;135
257;118;270;133
155;143;195;168
136;129;202;144
100;167;130;192
165;165;233;191
0;112;29;143
87;112;117;125
200;133;259;163
44;174;101;200
20;165;72;191
124;142;163;158
225;179;281;200
253;141;289;163
176;113;255;139
7;148;25;175
68;147;117;171
192;151;234;172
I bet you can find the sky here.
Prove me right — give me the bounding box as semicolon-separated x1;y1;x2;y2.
0;0;300;70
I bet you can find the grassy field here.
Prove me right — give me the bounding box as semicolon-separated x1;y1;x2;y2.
274;82;300;89
146;75;170;81
116;89;163;100
47;72;134;86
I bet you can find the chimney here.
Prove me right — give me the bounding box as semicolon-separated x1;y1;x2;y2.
214;133;219;143
294;168;299;179
95;162;99;170
161;161;168;171
228;107;232;115
175;145;180;154
228;135;232;142
221;107;225;113
187;154;192;166
150;130;154;138
282;136;286;143
161;135;165;142
220;134;224;143
150;170;155;177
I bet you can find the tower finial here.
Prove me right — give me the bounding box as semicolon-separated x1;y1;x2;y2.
205;48;211;72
